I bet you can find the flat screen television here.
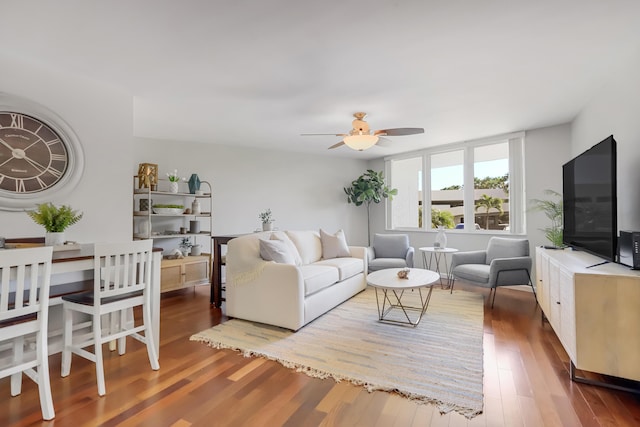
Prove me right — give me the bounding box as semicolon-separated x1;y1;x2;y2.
562;135;617;262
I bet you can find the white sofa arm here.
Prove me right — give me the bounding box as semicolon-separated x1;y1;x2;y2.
226;261;306;330
349;246;368;274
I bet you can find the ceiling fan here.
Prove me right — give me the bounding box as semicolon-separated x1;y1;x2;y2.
301;112;424;151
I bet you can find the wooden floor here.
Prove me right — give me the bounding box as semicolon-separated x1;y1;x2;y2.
2;283;639;427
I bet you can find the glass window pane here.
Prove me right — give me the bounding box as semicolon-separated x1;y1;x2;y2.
431;150;463;230
474;143;509;231
390;157;422;228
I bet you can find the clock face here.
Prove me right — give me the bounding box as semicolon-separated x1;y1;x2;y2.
0;112;69;194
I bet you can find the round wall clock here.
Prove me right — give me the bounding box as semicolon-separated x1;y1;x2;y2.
0;94;84;211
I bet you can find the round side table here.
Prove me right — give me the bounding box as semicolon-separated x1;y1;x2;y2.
419;247;458;290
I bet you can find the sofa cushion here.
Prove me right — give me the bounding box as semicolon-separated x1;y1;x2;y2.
286;230;322;265
320;229;350;259
298;264;339;296
270;232;303;266
314;257;363;281
368;258;411;272
259;239;296;265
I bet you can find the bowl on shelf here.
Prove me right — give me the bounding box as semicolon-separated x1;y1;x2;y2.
152;206;184;215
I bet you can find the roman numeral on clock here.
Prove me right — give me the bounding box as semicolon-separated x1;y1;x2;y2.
10;114;24;129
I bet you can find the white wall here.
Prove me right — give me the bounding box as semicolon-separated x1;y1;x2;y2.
572;50;640;233
133;138;370;254
0;53;133;243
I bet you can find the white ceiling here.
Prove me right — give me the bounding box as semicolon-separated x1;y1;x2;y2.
2;1;640;159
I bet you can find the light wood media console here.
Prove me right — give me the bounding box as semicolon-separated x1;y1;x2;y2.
535;247;640;392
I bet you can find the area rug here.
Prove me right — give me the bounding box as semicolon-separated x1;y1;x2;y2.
190;287;484;418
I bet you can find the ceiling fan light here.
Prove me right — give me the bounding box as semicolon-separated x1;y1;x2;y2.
343;134;378;151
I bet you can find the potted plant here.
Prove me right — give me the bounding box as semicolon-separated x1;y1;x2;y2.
259;209;274;231
344;169;397;245
530;189;563;248
26;203;83;246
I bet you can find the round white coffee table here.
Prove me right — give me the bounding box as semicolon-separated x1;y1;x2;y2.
366;268;440;327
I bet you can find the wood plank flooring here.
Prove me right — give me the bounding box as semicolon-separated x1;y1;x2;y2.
1;283;639;426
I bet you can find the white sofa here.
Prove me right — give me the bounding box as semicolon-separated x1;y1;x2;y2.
225;230;367;330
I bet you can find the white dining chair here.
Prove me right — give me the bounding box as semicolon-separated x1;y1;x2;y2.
61;240;159;396
0;246;55;420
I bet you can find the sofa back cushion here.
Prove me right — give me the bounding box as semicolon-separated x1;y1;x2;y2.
270;232;303;265
286;230;322;264
259;239;297;265
320;229;351;259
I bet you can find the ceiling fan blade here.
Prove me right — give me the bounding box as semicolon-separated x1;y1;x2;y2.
301;133;348;137
374;127;424;136
375;137;393;147
328;141;345;149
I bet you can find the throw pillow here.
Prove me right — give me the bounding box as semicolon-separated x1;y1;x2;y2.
270;233;303;266
320;229;351;259
259;239;296;265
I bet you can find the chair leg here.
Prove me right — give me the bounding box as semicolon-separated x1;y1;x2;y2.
93;312;106;396
118;310;127;356
491;287;498;308
61;306;72;377
143;302;160;371
10;336;24;396
450;278;455;294
36;329;55;420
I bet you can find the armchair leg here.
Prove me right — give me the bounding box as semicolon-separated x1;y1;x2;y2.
491;287;498;308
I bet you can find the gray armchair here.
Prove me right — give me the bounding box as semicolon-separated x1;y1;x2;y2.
450;237;536;307
367;233;414;273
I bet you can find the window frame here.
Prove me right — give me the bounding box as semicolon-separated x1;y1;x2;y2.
385;131;525;235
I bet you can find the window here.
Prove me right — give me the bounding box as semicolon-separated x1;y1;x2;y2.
387;133;524;234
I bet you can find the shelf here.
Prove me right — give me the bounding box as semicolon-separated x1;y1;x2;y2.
134;232;211;240
134;189;211;197
133;211;211;217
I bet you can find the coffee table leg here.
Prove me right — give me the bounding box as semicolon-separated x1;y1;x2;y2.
375;287;434;327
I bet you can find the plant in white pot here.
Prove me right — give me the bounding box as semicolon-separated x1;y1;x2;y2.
259;208;274;231
26;203;83;246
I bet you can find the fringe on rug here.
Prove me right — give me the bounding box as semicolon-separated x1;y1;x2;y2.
189;335;483;419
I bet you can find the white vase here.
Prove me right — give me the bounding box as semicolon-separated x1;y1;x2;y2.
45;232;65;246
262;222;273;231
434;226;447;249
139;219;152;238
169;181;179;193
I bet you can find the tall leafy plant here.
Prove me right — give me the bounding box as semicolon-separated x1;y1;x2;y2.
530;189;563;247
344;169;397;245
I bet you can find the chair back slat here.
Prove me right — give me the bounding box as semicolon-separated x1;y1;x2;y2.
0;247;53;322
94;240;153;300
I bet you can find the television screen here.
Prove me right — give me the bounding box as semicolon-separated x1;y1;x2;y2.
562;135;617;261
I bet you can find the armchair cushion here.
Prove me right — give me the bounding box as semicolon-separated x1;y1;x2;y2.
452;264;491;287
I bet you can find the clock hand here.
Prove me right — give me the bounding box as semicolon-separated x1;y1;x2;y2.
21;155;47;173
0;137;15;151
